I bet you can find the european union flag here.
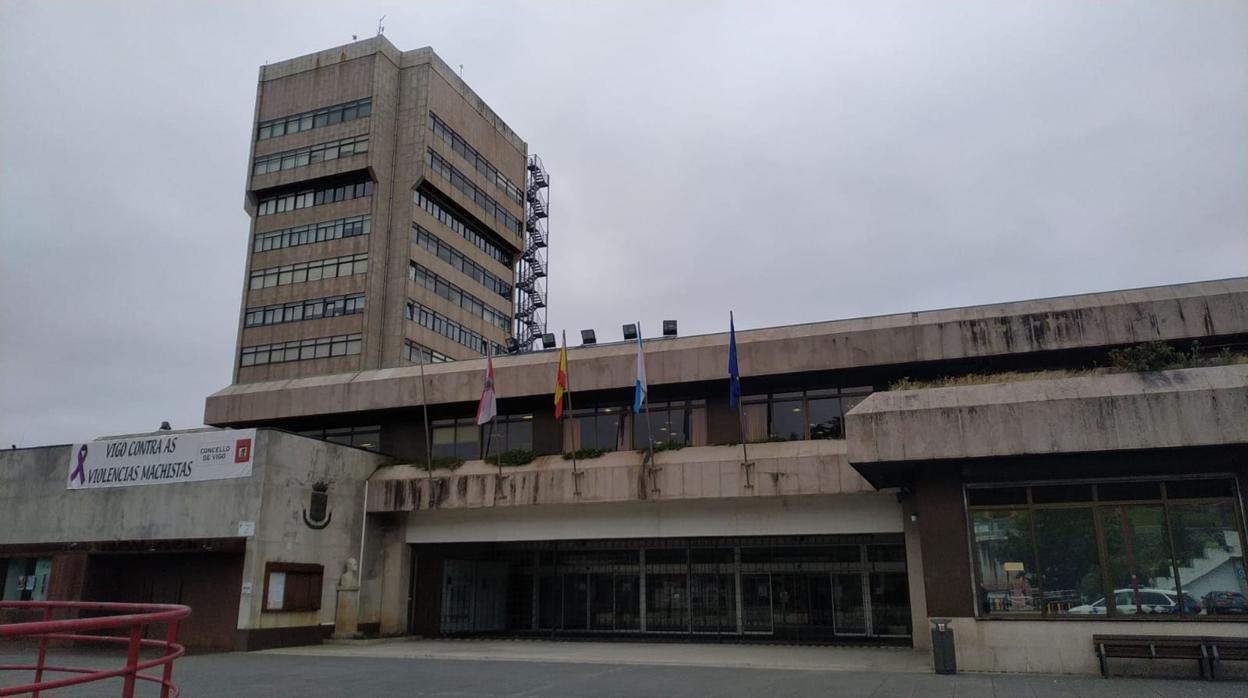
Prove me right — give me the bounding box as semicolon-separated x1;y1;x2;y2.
728;312;741;408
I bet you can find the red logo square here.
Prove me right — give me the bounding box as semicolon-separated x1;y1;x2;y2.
235;439;252;463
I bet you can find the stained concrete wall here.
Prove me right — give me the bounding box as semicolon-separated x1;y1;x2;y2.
237;430;389;634
0;436;262;546
205;277;1248;425
368;440;872;513
846;364;1248;465
0;430;389;641
399;493;903;544
942;617;1248;676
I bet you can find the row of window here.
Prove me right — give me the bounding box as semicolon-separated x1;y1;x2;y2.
412;224;512;299
433;415;534;461
253;215;371;253
741;388;872;442
403;339;452;365
243;293;365;327
405;300;505;357
969;478;1247;620
297;425;380;451
429;112;524;205
408;262;510;331
426;149;522;235
415;190;513;266
253;135;369;175
239;333;362;367
421;390;876;459
248;253;368;290
257;179;373;217
257;98;372;140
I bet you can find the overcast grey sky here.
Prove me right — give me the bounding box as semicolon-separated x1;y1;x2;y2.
1;0;1245;447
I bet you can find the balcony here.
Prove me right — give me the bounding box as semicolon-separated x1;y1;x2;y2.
367;439;875;513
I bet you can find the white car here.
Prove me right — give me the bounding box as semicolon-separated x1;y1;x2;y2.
1067;588;1191;615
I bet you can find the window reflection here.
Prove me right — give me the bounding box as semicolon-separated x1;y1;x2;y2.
968;478;1247;619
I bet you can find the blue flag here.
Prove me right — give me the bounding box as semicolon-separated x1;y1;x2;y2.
728;312;741;408
633;322;648;413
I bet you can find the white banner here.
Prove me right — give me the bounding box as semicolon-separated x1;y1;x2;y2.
67;429;257;490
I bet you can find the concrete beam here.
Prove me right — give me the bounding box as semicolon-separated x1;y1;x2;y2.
205;277;1248;426
846;364;1248;465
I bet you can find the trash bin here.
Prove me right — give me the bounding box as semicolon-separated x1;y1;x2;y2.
931;618;956;675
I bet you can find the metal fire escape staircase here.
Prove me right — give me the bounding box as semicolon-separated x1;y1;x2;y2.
514;155;550;349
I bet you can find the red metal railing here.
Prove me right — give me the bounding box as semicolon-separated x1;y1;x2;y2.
0;600;190;697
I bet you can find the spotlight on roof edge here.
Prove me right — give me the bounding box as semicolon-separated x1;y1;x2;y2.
622;323;638;341
541;333;556;349
663;320;677;337
580;329;597;345
504;337;519;354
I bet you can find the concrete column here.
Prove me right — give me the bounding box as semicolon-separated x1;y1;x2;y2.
377;524;411;635
903;498;931;651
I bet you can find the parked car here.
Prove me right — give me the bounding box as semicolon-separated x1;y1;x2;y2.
1201;590;1248;615
1068;588;1200;615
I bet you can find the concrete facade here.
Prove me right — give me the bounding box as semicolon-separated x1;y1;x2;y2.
234;37;528;385
206;277;1248;425
844;365;1248;674
0;429;390;650
9;277;1248;670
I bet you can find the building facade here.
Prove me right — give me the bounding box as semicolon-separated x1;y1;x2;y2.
5;277;1247;670
203;277;1248;670
236;37;539;385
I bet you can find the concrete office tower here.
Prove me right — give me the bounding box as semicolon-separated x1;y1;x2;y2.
235;37;537;384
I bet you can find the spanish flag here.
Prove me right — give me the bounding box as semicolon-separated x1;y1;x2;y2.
554;339;569;419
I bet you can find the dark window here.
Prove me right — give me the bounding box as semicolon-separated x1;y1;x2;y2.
741;388;871;442
568;407;624;452
484;414;534;457
262;562;323;612
633;400;704;448
432;417;480;461
257;98;371;141
968;477;1246;620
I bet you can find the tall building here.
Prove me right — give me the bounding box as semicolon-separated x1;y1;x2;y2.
234;37;548;385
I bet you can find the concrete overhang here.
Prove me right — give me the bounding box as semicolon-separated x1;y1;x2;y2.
365;439;875;512
205;277;1248;426
845;364;1248;488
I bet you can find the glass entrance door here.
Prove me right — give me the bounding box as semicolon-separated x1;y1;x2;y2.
832;573;867;635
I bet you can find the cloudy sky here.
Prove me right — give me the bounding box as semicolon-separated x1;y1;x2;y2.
1;0;1244;447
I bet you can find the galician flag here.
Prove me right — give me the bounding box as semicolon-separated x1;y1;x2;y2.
475;348;497;425
554;341;569;420
729;311;741;408
633;322;648;413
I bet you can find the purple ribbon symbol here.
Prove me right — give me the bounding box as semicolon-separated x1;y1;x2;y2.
70;445;88;486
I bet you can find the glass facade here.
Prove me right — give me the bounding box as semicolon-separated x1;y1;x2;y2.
741;387;871;442
969;477;1247;619
421;536;910;641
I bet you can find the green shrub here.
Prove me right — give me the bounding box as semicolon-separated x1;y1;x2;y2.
636;440;686;454
418;456;464;472
484;449;536;467
1107;341;1197;372
562;447;608;461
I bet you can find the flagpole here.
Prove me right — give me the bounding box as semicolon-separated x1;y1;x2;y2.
731;311;752;488
733;312;749;467
639;322;656;487
562;330;579;479
417;350;433;479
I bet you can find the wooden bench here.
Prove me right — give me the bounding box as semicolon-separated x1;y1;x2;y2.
1204;636;1248;681
1093;634;1208;679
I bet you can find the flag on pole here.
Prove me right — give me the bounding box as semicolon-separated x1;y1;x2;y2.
728;312;741;408
475;348;497;425
633;322;648;413
554;342;569;420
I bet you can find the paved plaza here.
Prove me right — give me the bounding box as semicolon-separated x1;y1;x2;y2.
4;639;1248;697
